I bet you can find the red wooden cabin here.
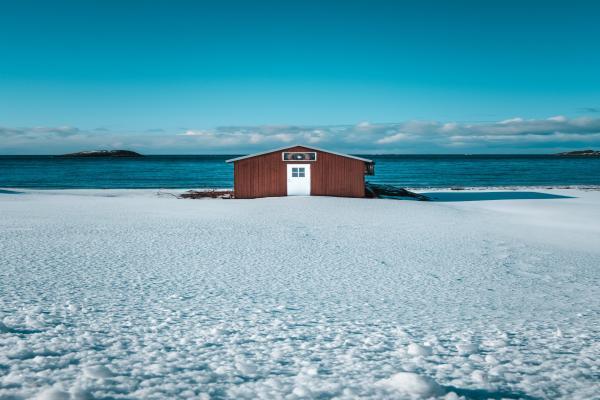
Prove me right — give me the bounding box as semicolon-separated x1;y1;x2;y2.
226;145;374;199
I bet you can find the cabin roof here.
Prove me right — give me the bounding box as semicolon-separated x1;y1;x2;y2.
225;144;373;163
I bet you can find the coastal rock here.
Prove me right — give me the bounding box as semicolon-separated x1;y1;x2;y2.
365;183;430;201
57;150;143;157
178;189;234;199
556;149;600;156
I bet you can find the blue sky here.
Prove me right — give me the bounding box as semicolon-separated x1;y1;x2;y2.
1;0;600;154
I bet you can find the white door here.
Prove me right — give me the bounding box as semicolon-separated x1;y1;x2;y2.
287;164;311;196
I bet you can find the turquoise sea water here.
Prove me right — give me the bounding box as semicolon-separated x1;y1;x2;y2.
1;155;599;189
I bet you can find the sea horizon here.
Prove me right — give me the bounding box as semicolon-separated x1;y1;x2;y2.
2;153;600;189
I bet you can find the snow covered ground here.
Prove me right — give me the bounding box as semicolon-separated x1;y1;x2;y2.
0;188;598;399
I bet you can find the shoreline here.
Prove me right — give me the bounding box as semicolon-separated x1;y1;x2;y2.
2;185;600;196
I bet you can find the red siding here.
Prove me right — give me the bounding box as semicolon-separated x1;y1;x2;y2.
233;146;366;198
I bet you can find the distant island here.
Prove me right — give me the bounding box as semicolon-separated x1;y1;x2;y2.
57;150;143;158
556;150;600;157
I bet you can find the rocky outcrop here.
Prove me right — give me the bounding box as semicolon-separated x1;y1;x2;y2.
57;150;143;157
556;150;600;156
179;189;234;199
365;183;430;201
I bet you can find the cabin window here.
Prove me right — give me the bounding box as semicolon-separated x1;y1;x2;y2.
283;152;317;161
291;167;306;177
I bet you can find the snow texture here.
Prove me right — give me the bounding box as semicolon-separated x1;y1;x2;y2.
0;188;599;399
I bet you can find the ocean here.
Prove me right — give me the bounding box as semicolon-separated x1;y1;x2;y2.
1;155;599;189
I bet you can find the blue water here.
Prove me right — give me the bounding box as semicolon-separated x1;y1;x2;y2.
1;155;599;189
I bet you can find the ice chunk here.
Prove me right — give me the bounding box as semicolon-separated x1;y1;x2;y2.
84;365;115;379
407;343;433;356
378;372;444;397
35;388;70;400
471;370;487;383
555;327;563;338
484;354;499;364
456;343;479;355
235;360;257;376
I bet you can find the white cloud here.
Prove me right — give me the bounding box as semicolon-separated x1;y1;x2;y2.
499;117;524;124
548;115;567;122
248;133;264;144
178;130;211;136
376;133;408;144
304;129;326;144
440;122;458;132
272;133;294;143
2;116;600;154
